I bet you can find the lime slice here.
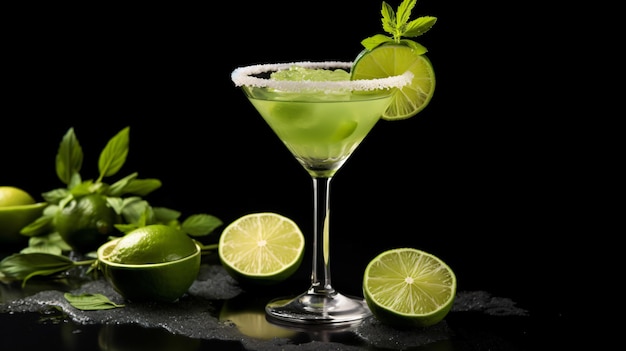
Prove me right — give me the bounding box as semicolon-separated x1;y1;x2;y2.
363;248;456;328
218;212;305;285
351;44;435;120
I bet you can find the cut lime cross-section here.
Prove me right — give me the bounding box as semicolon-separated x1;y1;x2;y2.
351;44;435;120
218;212;305;285
363;248;456;328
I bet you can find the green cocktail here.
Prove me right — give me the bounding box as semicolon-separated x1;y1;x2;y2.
246;90;391;178
233;61;412;326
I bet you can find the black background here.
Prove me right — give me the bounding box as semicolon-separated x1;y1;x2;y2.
2;0;572;324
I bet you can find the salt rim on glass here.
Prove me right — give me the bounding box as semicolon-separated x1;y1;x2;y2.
231;61;413;93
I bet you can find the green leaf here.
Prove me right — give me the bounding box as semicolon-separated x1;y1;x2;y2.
19;214;54;237
106;172;138;197
120;197;153;225
113;222;139;234
21;232;72;255
399;39;428;54
64;293;125;310
361;34;394;51
55;127;84;185
366;0;436;48
106;196;124;215
403;16;437;38
68;172;83;189
396;0;416;28
98;126;130;181
108;175;162;198
68;181;94;197
153;207;182;223
182;214;223;237
381;2;396;36
41;188;70;204
0;253;76;287
124;178;162;196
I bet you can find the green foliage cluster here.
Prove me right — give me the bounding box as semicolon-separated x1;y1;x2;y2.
0;126;222;287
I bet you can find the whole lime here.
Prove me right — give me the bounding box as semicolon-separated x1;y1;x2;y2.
55;193;120;252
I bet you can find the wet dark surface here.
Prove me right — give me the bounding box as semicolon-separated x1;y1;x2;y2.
0;261;536;351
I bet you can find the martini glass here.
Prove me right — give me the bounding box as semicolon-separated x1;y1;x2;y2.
231;61;412;326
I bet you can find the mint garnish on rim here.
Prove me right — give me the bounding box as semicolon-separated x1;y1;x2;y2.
361;0;437;55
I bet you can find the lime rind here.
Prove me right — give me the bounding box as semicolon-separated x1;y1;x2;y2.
107;224;197;265
351;45;436;120
97;239;201;302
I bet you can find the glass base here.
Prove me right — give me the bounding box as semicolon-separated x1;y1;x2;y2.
265;290;371;326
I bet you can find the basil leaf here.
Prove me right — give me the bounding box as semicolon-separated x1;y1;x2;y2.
64;293;125;310
107;172;137;197
98;126;130;180
0;253;75;287
182;214;223;237
55;127;84;185
153;207;181;223
19;214;54;237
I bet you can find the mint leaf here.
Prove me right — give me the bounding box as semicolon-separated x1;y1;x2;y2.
64;293;125;310
396;0;416;27
363;0;436;51
361;34;395;51
98;126;130;181
403;16;437;38
399;39;428;55
381;2;397;37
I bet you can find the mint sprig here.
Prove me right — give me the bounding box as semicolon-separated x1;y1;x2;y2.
361;0;437;54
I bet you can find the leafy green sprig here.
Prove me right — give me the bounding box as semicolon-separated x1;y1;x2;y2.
0;126;223;286
361;0;437;55
17;126;222;255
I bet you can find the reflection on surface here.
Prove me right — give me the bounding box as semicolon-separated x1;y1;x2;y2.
220;292;369;347
98;324;201;351
219;293;298;340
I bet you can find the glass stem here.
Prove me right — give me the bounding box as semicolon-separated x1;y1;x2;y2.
309;176;335;295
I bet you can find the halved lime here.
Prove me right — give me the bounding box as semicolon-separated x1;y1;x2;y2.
363;248;456;328
97;238;201;302
218;212;305;285
0;186;36;207
106;224;198;264
351;44;435;120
